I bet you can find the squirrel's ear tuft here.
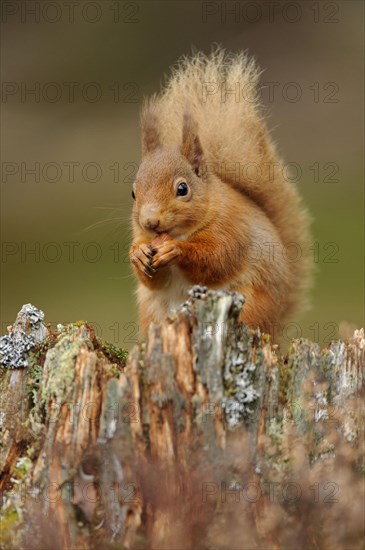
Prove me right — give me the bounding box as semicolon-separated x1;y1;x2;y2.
141;101;161;156
181;110;204;176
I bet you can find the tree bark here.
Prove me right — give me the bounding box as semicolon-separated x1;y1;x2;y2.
0;288;364;550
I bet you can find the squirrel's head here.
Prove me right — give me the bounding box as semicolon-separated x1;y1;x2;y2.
132;107;209;240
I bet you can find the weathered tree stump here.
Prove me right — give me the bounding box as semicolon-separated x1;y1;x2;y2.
0;288;364;549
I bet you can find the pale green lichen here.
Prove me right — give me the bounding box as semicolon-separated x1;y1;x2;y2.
25;363;43;405
95;337;128;368
267;417;283;447
11;456;33;480
40;325;88;407
0;456;33;549
0;508;22;549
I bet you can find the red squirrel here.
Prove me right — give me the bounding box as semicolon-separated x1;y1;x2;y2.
129;49;311;338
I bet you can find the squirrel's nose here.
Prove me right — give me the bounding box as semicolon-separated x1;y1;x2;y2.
145;218;160;231
140;205;161;232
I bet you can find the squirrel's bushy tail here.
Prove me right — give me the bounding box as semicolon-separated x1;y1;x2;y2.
149;48;312;315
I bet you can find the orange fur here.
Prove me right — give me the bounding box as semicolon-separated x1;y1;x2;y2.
129;49;312;338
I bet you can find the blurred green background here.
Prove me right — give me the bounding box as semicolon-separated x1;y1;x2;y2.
1;1;364;350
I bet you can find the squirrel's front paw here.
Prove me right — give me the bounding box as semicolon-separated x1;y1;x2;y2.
129;242;156;279
150;234;181;269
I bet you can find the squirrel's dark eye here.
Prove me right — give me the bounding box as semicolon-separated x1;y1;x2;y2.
132;190;136;200
176;182;189;197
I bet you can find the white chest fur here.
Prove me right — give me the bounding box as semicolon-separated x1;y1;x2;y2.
163;266;192;309
137;267;192;324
